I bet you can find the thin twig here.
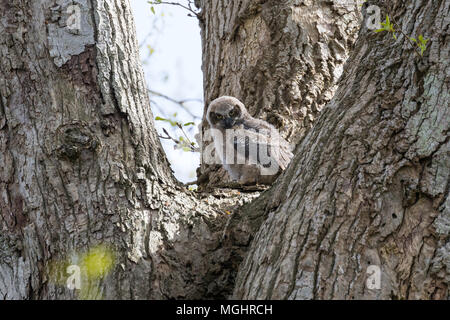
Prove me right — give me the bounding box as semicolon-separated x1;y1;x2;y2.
148;1;200;18
176;123;198;149
158;128;199;152
148;88;203;120
139;31;153;49
392;21;422;58
149;99;169;118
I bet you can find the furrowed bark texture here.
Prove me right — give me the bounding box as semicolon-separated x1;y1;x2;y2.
196;0;361;188
0;0;248;299
233;0;449;299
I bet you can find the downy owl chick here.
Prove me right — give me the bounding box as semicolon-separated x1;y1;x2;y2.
206;96;293;185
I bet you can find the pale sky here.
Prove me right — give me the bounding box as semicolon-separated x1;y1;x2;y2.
130;1;203;183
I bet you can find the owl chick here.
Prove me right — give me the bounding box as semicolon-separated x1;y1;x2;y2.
206;96;293;185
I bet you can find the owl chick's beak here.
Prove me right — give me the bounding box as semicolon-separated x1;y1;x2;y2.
223;117;235;129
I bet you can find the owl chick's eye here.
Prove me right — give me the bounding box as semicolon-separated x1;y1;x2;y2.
216;114;224;120
229;110;236;117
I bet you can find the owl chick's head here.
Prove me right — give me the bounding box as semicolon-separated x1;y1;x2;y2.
206;96;247;129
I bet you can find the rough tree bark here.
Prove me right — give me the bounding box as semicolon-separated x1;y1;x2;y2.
0;0;361;300
196;0;361;188
232;0;449;299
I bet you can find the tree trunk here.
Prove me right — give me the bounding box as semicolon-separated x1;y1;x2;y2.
196;0;361;188
232;0;449;299
0;0;235;300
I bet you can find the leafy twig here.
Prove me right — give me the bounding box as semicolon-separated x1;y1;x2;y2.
375;15;397;40
409;34;429;57
157;125;199;152
375;15;429;58
391;21;425;58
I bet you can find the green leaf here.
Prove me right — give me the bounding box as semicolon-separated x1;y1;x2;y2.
418;35;429;45
155;116;166;121
420;44;426;56
184;122;195;126
150;6;155;14
410;37;417;43
147;44;155;55
375;29;385;33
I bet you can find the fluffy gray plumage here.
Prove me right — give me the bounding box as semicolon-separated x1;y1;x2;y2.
206;96;293;185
